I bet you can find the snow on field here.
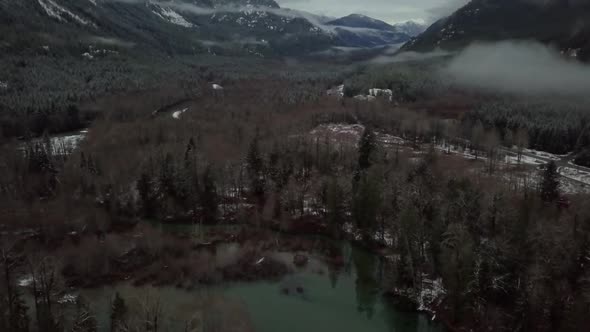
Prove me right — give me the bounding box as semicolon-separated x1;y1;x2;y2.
369;88;393;101
377;132;405;147
560;177;590;194
309;123;405;150
20;130;88;155
434;143;482;161
172;108;188;119
505;154;544;166
309;123;364;145
38;0;93;26
559;167;590;186
353;95;376;102
326;84;344;98
152;6;194;28
523;148;565;161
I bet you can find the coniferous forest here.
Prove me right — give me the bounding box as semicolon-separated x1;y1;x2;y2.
3;1;590;332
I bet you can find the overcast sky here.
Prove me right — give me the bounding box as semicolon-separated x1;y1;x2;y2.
275;0;469;24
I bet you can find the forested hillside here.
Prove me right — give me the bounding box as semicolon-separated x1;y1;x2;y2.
403;0;590;61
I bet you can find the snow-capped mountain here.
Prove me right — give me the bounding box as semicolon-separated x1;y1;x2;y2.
402;0;590;61
0;0;417;57
392;21;426;37
325;14;419;48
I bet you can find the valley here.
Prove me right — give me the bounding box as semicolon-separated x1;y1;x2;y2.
2;1;590;332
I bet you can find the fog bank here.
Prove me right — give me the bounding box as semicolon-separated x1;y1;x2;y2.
442;41;590;97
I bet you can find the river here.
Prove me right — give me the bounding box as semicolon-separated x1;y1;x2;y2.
73;228;444;332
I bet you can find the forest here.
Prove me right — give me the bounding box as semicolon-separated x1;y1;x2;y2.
1;52;590;332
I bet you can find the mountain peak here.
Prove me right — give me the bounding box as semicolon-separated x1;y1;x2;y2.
326;14;395;32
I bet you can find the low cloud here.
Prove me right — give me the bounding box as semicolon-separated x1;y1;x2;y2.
426;0;469;23
442;40;590;97
367;48;450;64
88;36;135;48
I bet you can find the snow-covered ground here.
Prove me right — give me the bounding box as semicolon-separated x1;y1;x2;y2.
504;154;544;166
369;88;393;101
172;108;188;119
151;6;194;28
20;129;88;155
353;94;376;102
558;167;590;186
38;0;94;26
523;148;565;161
326;84;344;98
309;123;405;149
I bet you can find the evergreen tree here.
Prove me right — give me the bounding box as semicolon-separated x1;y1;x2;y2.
159;153;176;197
246;134;265;198
71;296;97;332
201;166;218;223
352;171;382;238
110;293;127;332
540;161;560;202
137;170;155;217
358;126;376;172
326;177;344;231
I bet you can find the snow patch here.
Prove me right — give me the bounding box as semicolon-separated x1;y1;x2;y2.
20;130;88;156
353;95;376;102
37;0;93;26
172;108;188;119
558;167;590;186
17;275;34;287
58;293;77;304
326;84;344;98
369;88;393;101
212;84;224;90
152;6;194;28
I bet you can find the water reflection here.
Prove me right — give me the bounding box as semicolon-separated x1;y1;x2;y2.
58;232;443;332
352;246;379;319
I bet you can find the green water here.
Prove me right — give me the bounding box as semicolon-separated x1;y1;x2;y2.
78;242;442;332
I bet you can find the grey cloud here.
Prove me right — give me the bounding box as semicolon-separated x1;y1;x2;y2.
442;41;590;97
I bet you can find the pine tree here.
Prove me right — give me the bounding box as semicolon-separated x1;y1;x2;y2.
71;296;97;332
352;171;382;238
201;166;218;223
540;161;560;202
358;126;376;172
246;134;265;198
110;293;127;332
326;177;344;231
137;170;155;217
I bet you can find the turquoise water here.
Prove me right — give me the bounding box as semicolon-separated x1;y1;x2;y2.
79;243;442;332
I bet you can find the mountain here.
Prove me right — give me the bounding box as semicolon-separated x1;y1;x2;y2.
392;21;426;37
0;0;414;58
0;0;334;57
327;14;396;31
326;14;414;48
402;0;590;61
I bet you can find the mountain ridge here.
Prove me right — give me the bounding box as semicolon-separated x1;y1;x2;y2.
402;0;590;61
